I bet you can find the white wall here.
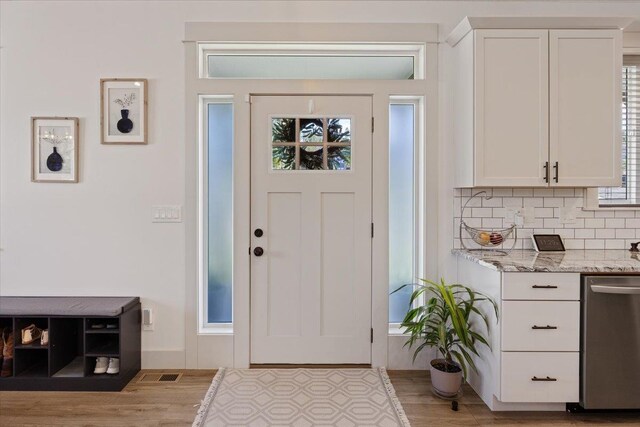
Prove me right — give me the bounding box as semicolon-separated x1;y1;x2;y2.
2;1;639;369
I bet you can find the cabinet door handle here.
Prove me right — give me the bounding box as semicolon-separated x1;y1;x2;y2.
532;325;558;330
532;376;557;382
531;285;558;289
543;162;549;183
553;161;559;183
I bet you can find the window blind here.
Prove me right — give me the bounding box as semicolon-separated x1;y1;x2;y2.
599;55;640;206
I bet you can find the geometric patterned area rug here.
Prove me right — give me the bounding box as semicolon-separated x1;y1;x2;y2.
192;368;411;427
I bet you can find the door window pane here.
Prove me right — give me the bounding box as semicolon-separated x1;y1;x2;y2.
389;104;415;323
327;146;351;171
271;117;352;171
272;118;296;142
207;103;233;323
327;119;351;142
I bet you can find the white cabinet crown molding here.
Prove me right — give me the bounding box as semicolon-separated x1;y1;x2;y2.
447;17;634;47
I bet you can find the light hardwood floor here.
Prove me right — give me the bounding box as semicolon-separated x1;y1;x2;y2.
1;370;639;426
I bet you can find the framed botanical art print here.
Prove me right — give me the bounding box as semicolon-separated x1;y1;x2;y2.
100;78;147;144
32;117;79;183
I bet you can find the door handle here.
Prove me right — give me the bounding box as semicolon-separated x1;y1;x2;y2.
532;285;558;289
254;228;264;238
253;247;264;257
532;325;558;330
543;162;549;183
591;285;640;295
553;162;559;183
531;376;557;382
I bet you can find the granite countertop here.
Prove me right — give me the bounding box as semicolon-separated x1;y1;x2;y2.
452;249;640;273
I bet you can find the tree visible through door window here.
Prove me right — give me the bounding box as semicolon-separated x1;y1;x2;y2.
389;104;416;323
272;117;351;170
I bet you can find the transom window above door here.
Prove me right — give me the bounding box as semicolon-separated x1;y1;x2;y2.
271;117;352;170
198;43;426;80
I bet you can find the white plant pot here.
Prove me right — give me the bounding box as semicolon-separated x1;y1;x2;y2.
430;359;463;398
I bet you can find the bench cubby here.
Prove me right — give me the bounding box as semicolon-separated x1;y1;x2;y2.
0;297;140;391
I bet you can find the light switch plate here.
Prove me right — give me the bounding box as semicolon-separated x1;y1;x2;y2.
152;205;182;223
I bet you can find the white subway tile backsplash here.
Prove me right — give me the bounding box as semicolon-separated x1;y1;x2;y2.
543;218;562;228
576;209;595;218
553;188;575;197
543;198;564;208
594;210;615;218
454;188;638;250
533;188;554;197
482;218;503;228
574;228;595;239
595;228;615;239
626;219;640;229
616;228;636;239
585;239;605;249
471;207;493;217
555;229;575;239
491;189;513;197
614;210;636;218
584;218;605;228
513;189;534;197
564;239;585;250
564;197;583;208
503;198;523;208
605;218;625;228
523;197;544;207
482;197;503;208
563;218;585;229
535;208;555;218
605;240;625;249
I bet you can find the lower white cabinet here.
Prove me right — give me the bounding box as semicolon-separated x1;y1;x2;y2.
502;301;580;351
457;258;582;409
501;352;580;403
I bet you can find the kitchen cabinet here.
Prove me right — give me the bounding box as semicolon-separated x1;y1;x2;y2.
456;258;581;410
550;30;622;187
448;20;622;188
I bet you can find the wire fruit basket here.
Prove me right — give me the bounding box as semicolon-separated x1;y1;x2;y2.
459;191;518;254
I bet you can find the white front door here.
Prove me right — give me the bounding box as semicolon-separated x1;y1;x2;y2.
250;95;373;364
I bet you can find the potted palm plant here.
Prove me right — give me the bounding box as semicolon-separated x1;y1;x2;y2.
393;279;498;398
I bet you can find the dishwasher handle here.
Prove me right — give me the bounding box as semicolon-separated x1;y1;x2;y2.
591;285;640;295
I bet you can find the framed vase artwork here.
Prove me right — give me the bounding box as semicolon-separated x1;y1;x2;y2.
31;117;79;183
100;78;147;144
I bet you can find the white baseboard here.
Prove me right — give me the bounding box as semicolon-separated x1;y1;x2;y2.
142;349;186;369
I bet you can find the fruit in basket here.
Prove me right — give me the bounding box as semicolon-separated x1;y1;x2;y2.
478;232;491;244
489;232;504;245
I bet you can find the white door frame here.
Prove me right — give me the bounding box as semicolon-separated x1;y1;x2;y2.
184;23;438;369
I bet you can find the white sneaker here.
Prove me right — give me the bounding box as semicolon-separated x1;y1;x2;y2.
106;358;120;375
94;357;109;374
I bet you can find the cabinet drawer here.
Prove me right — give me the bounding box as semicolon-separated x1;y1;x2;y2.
502;301;579;351
501;352;579;402
502;272;579;300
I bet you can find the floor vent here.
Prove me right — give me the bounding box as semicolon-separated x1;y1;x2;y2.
138;373;182;383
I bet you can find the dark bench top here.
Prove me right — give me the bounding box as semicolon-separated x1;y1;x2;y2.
0;296;140;317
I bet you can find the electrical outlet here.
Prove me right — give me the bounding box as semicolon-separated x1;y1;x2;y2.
521;207;536;226
143;308;154;331
559;206;577;224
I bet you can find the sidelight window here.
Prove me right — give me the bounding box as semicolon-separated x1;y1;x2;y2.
389;102;419;324
204;100;234;329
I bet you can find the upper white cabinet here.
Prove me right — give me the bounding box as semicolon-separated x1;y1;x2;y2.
549;30;622;187
448;18;625;188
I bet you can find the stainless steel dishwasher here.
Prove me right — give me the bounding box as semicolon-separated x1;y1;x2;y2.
581;275;640;410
